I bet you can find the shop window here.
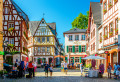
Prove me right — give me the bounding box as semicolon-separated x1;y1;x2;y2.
75;57;79;63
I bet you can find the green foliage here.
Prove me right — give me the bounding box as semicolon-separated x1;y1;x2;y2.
8;27;15;31
0;70;8;75
71;11;89;29
85;64;92;68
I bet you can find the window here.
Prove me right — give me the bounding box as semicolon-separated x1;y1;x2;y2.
108;0;113;8
38;47;41;53
70;57;73;63
68;46;72;52
100;33;102;43
93;43;95;50
47;37;49;42
5;7;9;14
69;35;73;41
81;46;85;52
104;26;108;38
109;22;113;36
104;2;107;10
82;35;85;40
75;35;79;41
38;38;40;43
91;33;92;39
75;46;79;52
115;18;118;34
42;47;45;52
9;38;14;44
42;37;45;42
47;47;50;52
9;23;14;28
75;57;79;63
41;28;45;33
93;29;95;37
91;45;92;51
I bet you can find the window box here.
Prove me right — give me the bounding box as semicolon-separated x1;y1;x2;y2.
104;35;108;39
100;39;102;43
108;4;112;8
114;0;118;3
8;44;15;47
103;10;107;13
8;27;15;32
115;29;118;34
109;32;113;37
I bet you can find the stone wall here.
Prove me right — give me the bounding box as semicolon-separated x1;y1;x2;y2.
0;0;3;70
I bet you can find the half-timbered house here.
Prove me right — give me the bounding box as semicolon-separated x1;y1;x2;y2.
28;18;61;66
3;0;29;63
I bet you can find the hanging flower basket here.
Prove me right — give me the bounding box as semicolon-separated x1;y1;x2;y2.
8;27;15;32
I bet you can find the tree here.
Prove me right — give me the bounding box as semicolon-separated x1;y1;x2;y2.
71;11;89;29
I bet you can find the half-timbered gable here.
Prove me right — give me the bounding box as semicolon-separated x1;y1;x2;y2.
3;0;29;62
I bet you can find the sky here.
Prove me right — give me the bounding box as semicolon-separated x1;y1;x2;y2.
14;0;100;46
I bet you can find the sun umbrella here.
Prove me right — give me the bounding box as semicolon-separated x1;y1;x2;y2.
82;55;105;60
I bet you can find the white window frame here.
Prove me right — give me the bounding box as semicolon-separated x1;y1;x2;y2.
9;38;14;44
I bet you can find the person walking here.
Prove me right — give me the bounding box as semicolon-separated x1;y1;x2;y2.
32;62;35;77
49;64;53;77
107;63;112;78
28;61;33;77
41;62;43;68
44;61;49;77
64;61;68;75
80;62;84;76
114;63;119;79
34;62;37;72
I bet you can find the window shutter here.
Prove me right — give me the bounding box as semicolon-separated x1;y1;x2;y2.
79;45;81;52
72;46;75;53
67;46;69;53
79;57;81;63
73;57;74;63
85;45;86;52
65;57;68;62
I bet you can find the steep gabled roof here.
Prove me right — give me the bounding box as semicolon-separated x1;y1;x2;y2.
91;2;102;24
11;0;29;26
29;18;56;36
63;28;86;34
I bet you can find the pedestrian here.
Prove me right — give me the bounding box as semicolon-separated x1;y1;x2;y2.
32;62;35;77
64;61;68;75
34;62;37;72
61;61;64;72
80;62;84;75
25;62;28;71
107;63;112;78
41;62;43;68
114;63;119;79
44;61;49;77
28;61;33;77
49;64;53;77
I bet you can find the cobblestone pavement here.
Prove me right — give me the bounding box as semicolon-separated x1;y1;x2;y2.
0;68;120;82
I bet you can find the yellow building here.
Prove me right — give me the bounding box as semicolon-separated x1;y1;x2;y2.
0;0;3;70
28;18;60;66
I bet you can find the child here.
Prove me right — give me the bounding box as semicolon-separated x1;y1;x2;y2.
49;64;53;77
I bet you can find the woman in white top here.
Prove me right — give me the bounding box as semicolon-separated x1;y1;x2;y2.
49;64;53;77
64;61;68;74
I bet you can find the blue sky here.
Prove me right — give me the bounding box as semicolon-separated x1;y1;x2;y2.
14;0;100;46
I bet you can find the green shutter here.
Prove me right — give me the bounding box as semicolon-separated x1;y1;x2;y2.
79;57;81;63
79;45;81;53
67;46;69;53
85;45;86;52
65;57;68;61
72;46;75;53
73;57;74;63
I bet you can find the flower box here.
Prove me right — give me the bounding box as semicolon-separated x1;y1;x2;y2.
103;10;107;13
114;0;118;3
8;44;14;47
104;35;108;39
115;29;118;34
8;27;15;32
109;32;113;37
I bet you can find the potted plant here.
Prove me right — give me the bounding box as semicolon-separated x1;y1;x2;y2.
104;9;107;13
109;32;113;37
109;4;112;8
104;35;108;39
115;28;118;34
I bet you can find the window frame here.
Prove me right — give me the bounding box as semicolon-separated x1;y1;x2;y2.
81;35;86;40
68;46;72;52
9;38;14;44
109;22;113;37
75;35;79;41
75;46;79;53
75;57;79;63
81;45;85;52
69;35;73;41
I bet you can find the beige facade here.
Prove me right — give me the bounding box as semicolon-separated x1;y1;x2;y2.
0;0;3;70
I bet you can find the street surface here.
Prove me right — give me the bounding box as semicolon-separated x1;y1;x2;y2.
0;68;120;82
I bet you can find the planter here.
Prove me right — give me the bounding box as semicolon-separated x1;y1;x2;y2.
8;44;14;47
109;32;113;37
8;27;15;32
115;29;118;34
104;35;108;39
104;10;107;13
